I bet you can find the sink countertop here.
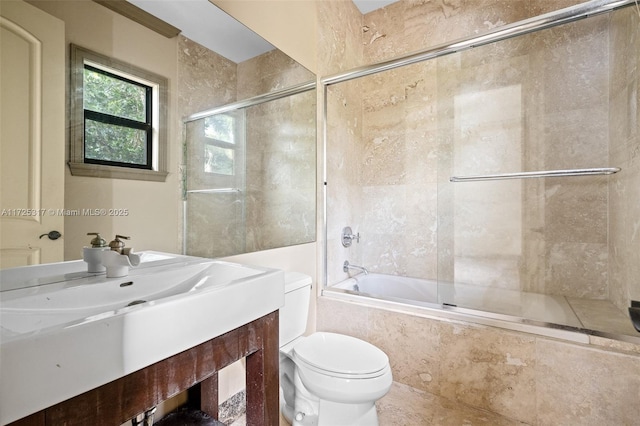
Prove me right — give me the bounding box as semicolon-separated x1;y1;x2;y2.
0;252;284;425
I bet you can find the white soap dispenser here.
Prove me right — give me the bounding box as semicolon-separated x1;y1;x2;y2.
83;232;110;273
101;235;141;278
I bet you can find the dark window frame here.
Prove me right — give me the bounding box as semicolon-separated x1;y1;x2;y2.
69;44;168;182
83;64;154;170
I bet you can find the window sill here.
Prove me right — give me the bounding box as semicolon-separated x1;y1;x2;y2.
68;162;169;182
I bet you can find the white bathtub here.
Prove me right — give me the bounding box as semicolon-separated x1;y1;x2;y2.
333;273;438;305
331;273;583;329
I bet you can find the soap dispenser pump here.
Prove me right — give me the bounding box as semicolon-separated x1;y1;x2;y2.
83;232;110;273
109;234;130;254
88;232;107;248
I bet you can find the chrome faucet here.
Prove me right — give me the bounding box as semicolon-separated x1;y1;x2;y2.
343;260;368;275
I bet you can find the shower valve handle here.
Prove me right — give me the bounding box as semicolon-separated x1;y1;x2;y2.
348;232;360;242
341;226;360;247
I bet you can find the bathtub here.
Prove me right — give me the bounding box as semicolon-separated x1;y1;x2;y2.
333;273;438;306
330;273;585;332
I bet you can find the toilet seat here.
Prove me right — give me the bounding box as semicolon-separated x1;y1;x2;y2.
293;332;389;379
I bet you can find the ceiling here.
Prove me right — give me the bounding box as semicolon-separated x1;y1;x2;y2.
127;0;399;63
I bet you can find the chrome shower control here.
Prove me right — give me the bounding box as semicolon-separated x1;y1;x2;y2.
341;226;360;247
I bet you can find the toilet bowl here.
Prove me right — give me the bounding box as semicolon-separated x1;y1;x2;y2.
279;272;392;426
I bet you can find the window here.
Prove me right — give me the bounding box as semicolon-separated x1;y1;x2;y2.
204;113;237;176
69;44;168;181
83;65;152;168
196;110;245;192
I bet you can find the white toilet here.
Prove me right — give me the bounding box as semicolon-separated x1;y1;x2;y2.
279;272;392;426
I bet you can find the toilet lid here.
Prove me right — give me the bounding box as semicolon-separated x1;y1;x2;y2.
293;332;389;377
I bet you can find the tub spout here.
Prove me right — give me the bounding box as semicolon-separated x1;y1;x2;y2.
343;260;368;275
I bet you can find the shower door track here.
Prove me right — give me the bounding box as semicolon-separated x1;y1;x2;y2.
183;80;316;123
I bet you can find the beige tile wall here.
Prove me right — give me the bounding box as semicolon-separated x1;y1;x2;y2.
319;0;365;284
317;297;640;424
609;6;640;311
241;51;316;253
182;38;315;257
325;0;639;306
180;36;243;257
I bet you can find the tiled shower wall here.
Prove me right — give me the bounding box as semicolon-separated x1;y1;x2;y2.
609;6;640;311
326;0;640;310
237;52;316;255
441;15;611;297
181;39;315;257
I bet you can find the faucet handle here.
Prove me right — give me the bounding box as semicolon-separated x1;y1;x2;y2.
87;232;107;248
341;226;360;247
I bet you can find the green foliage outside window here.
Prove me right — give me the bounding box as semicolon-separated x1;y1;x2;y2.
83;66;150;166
85;120;147;164
204;144;234;175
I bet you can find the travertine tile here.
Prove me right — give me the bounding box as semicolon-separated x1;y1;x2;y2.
274;381;529;426
438;324;537;425
608;6;640;313
535;339;640;425
316;297;640;425
544;242;608;299
567;297;637;336
316;0;363;75
315;297;371;341
363;0;532;63
178;36;236;116
589;335;640;356
368;308;442;395
377;381;529;426
543;179;608;245
182;37;315;257
541;108;608;171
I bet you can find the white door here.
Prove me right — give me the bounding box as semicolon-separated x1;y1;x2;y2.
0;0;65;268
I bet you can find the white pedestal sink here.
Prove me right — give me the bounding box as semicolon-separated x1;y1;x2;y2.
0;252;284;425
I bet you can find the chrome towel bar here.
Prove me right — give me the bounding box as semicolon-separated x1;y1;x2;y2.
450;167;621;182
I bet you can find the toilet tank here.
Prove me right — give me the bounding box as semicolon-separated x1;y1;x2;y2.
280;272;312;347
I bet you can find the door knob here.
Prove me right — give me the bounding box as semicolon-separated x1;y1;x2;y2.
39;230;62;240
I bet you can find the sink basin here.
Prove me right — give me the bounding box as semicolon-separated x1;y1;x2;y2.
0;251;284;425
0;251;178;291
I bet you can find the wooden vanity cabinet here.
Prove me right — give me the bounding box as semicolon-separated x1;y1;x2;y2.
8;311;279;426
